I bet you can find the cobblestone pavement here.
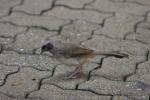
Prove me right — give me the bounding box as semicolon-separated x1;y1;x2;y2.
0;0;150;100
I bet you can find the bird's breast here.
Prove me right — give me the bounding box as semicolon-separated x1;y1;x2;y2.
57;57;81;66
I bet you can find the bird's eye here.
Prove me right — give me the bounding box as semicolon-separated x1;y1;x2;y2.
47;43;54;50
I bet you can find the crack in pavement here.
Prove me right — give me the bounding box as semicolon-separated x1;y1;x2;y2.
123;51;149;81
0;66;20;86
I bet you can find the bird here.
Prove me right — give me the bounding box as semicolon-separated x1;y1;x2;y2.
41;41;128;79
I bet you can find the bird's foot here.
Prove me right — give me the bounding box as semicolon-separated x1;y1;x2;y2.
65;67;83;79
65;71;83;79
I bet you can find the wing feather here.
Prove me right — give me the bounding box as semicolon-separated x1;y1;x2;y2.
65;43;93;57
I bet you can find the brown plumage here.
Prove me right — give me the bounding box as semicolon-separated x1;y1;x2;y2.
41;41;128;79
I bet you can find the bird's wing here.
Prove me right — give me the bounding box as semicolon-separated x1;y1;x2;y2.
65;43;94;57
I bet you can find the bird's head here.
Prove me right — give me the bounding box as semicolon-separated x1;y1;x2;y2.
41;42;54;54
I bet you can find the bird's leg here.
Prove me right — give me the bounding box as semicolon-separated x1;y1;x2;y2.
65;65;83;79
65;56;91;79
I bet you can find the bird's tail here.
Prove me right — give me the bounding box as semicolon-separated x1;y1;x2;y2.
93;51;129;58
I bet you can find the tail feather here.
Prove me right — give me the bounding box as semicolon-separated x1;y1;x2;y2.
93;51;129;58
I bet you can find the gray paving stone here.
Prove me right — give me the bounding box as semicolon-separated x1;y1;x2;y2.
13;0;53;15
0;64;19;85
42;64;86;89
129;71;150;85
148;12;150;21
82;35;149;56
55;0;93;8
0;51;59;70
29;84;111;100
0;0;21;17
110;0;125;2
125;21;150;43
137;22;150;29
57;20;100;43
85;0;150;16
94;13;143;38
113;95;149;100
136;60;150;75
0;37;13;45
127;0;150;5
0;44;1;51
127;59;150;85
125;33;138;40
0;12;70;31
78;77;150;96
126;28;150;44
0;67;51;97
44;6;113;24
113;96;133;100
91;55;145;80
0;23;27;37
0;92;40;100
128;96;149;100
7;28;57;53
